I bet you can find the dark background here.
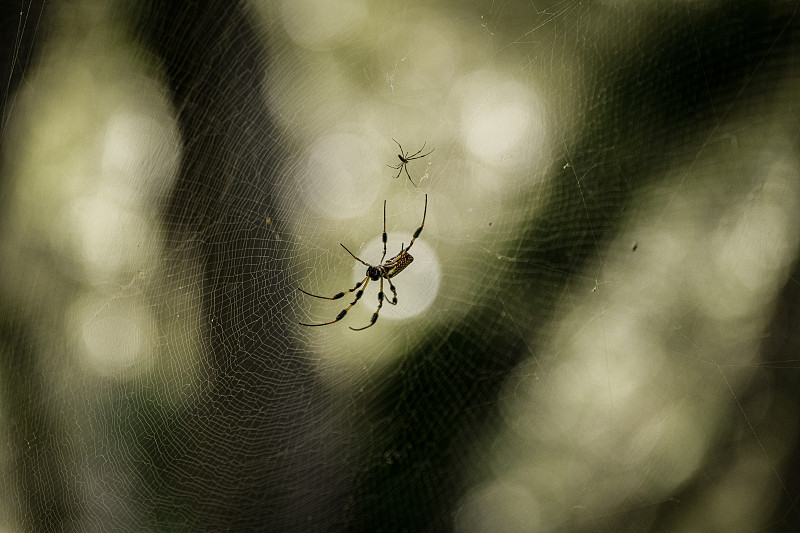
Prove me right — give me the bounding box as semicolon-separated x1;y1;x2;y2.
1;1;800;531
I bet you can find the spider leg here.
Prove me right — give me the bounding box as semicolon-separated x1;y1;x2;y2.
298;275;368;300
391;138;404;154
407;146;435;161
299;277;370;326
340;243;371;267
403;164;417;187
386;276;398;305
402;194;427;253
380;200;388;263
406;141;428;159
350;277;385;331
388;163;404;180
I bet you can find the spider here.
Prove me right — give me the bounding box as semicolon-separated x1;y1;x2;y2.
387;139;434;187
298;194;428;331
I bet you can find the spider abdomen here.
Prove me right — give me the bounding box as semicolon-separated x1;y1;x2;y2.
387;253;413;278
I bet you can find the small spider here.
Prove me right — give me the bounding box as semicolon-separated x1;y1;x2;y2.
298;195;428;331
387;139;434;187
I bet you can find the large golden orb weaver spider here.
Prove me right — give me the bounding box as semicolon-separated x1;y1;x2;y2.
387;139;434;187
298;194;428;331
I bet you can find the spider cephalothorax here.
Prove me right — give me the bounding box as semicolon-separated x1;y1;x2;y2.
366;265;382;281
298;195;428;331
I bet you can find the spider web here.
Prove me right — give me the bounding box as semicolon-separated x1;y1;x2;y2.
2;0;800;531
